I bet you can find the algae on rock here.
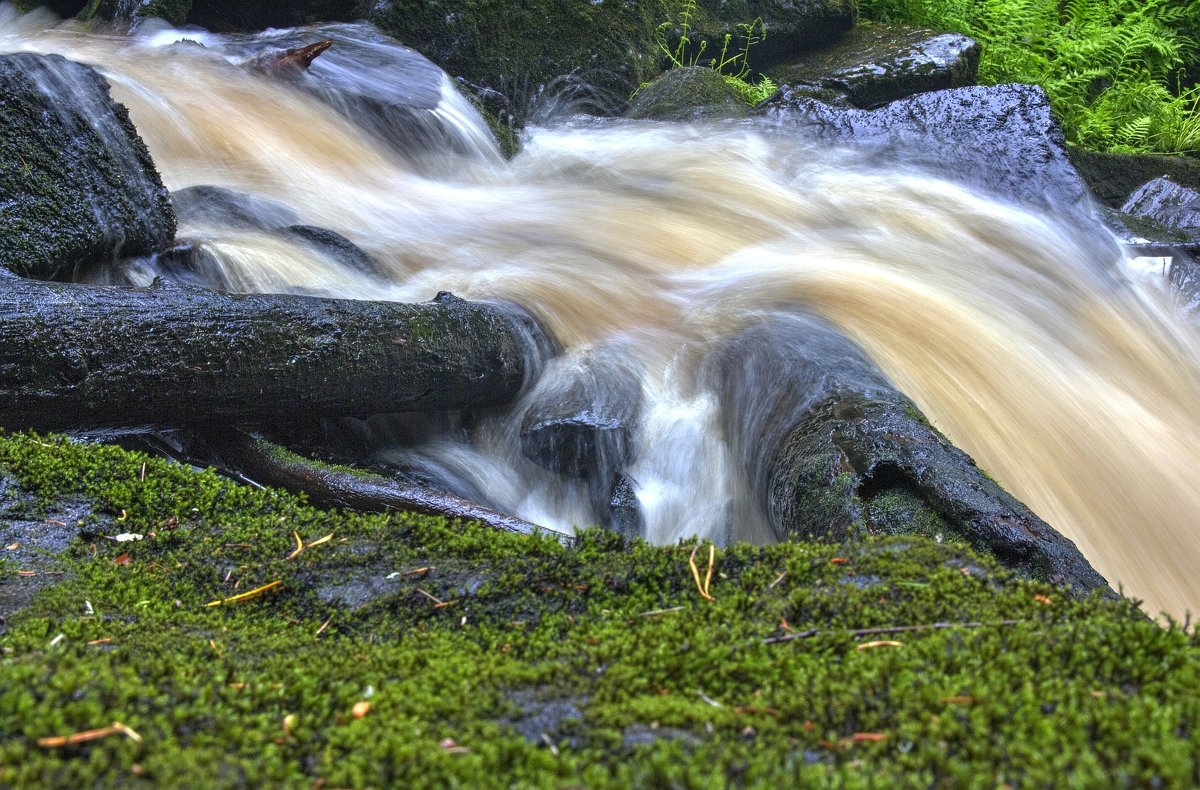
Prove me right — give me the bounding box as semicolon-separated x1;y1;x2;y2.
0;53;174;279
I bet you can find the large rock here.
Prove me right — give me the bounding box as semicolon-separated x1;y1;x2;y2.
684;0;857;71
76;0;192;26
763;82;1090;213
362;0;674;120
0;53;175;280
1120;177;1200;235
220;23;503;162
627;66;750;121
1067;148;1200;209
705;311;1114;597
768;21;980;108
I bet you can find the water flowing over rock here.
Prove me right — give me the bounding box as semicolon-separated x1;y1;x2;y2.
364;0;673;120
0;52;174;279
763;82;1090;213
77;0;192;26
706;312;1115;597
219;23;502;163
768;22;980;108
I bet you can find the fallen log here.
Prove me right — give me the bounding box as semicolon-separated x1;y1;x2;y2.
706;311;1115;598
210;429;565;541
0;278;546;432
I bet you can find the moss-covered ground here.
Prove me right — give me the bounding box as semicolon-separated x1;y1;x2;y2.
0;432;1197;787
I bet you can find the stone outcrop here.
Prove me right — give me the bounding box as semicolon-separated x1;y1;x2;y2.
0;53;175;279
768;21;980;108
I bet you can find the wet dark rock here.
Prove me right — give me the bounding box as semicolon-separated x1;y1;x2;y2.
0;53;175;280
705;311;1115;598
0;480;106;628
171;185;299;231
768;22;980;108
76;0;192;27
1166;248;1200;318
763;83;1090;213
505;690;586;747
186;0;358;32
627;67;750;122
278;225;384;278
152;241;234;290
604;473;644;539
519;346;642;481
622;723;702;749
1068;148;1200;209
363;0;675;120
685;0;857;71
1120;178;1200;236
222;24;500;163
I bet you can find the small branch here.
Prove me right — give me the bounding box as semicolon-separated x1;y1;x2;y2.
210;430;570;544
204;579;283;608
38;722;142;748
764;619;1022;645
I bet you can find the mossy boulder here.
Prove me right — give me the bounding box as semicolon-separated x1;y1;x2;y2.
681;0;858;72
1068;148;1200;210
0;431;1196;785
361;0;674;120
76;0;192;27
627;66;750;121
0;53;175;280
768;21;980;108
185;0;359;32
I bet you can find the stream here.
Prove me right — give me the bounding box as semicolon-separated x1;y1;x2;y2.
3;5;1200;621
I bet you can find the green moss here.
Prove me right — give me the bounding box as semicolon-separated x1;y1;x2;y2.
77;0;192;26
361;0;674;119
0;53;175;279
628;66;751;121
1;432;1197;786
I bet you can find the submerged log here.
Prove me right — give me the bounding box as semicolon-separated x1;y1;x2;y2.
707;311;1115;598
211;430;562;541
254;39;333;78
0;278;545;432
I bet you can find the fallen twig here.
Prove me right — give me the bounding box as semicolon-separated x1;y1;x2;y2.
638;606;685;617
204;579;283;607
286;531;334;560
688;544;716;602
38;721;142;748
764;619;1022;645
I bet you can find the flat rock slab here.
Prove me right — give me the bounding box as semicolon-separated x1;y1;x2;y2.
769;22;980;108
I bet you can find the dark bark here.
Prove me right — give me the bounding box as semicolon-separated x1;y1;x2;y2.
212;430;564;541
0;277;545;432
706;311;1116;599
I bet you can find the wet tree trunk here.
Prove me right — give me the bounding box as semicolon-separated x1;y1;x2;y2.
0;277;544;432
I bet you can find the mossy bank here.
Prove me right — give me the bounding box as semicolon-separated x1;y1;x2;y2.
1;433;1197;786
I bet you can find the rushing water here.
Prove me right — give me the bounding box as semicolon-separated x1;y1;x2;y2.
4;5;1200;620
